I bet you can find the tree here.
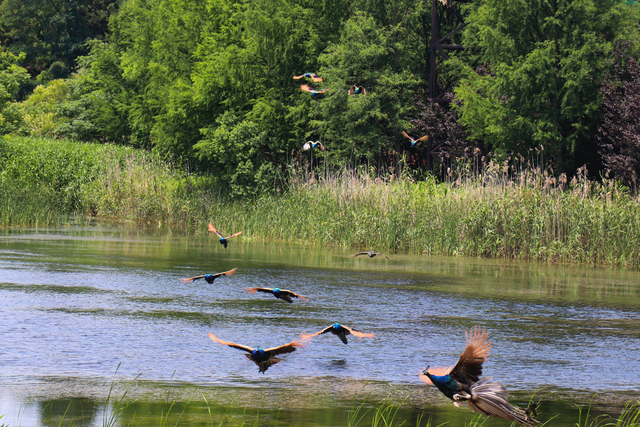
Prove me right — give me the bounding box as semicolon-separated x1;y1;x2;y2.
0;0;118;83
451;0;640;173
0;49;29;133
597;45;640;191
313;12;418;174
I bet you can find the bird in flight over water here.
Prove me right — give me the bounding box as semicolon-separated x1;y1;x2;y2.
351;250;391;260
208;332;305;373
180;267;237;284
301;323;374;344
245;287;309;303
419;326;539;427
208;223;242;248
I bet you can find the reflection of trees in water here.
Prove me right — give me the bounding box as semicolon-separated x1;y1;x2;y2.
38;398;100;427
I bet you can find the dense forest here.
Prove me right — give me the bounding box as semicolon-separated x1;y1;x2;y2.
1;0;640;197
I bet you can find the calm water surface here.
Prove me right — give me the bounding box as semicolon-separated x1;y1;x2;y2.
1;226;639;426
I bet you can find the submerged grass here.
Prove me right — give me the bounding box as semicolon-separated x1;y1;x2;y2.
3;394;640;427
3;135;640;267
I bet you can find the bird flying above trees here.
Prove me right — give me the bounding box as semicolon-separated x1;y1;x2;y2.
179;267;237;284
348;85;366;95
208;332;305;373
301;323;374;344
302;141;325;152
208;223;242;248
419;326;539;427
245;287;309;303
300;84;330;96
351;250;391;260
293;72;323;82
402;131;429;146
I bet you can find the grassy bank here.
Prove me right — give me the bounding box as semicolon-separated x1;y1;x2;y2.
2;136;640;267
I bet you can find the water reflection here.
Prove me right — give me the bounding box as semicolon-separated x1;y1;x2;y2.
1;226;640;426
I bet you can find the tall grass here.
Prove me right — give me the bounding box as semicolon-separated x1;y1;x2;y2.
222;165;640;267
3;135;640;267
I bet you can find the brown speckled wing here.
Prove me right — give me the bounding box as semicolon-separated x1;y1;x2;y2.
208;332;253;353
449;326;491;385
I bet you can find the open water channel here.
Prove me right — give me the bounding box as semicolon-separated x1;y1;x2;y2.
1;226;639;426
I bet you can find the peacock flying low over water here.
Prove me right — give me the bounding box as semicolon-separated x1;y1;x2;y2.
419;326;539;427
301;323;374;344
208;332;305;373
245;286;309;303
208;223;242;248
351;250;391;260
179;267;237;284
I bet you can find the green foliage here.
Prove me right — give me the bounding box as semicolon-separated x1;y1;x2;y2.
18;77;99;140
452;0;640;172
195;111;274;199
313;12;418;165
0;50;29;133
0;0;118;80
69;0;430;185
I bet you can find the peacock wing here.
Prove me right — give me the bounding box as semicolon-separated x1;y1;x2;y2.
283;290;308;301
344;326;374;339
210;267;237;279
207;223;224;239
351;252;368;257
180;275;204;284
417;135;430;142
300;84;312;93
449;326;491;385
221;267;238;276
258;357;282;373
208;332;254;353
245;287;273;295
348;86;355;95
226;231;242;239
402;131;413;141
300;325;333;340
265;339;306;356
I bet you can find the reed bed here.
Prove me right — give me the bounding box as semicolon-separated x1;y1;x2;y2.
3;136;640;267
215;165;640;267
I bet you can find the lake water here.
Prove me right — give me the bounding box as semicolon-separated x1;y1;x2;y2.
1;226;639;426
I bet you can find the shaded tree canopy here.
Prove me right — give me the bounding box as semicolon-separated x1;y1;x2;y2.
598;44;640;191
0;0;118;83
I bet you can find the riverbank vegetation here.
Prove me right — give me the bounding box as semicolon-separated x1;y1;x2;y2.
3;135;640;268
2;0;640;267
